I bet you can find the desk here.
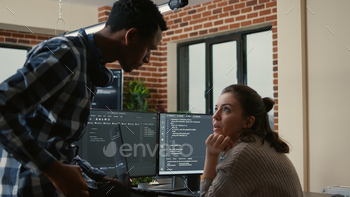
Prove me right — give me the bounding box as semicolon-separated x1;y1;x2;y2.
303;192;341;197
133;191;338;197
132;189;200;197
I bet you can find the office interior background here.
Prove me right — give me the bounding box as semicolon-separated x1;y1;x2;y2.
0;0;349;193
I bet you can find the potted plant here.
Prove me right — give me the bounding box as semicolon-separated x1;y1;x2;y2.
124;79;150;111
131;177;156;189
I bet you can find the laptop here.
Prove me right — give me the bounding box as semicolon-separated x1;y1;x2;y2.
109;123;132;191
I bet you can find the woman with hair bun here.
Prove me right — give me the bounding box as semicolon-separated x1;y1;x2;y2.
200;84;302;197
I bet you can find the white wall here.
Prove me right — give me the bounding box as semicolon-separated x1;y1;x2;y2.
277;0;306;189
279;0;350;192
1;0;98;35
307;0;350;192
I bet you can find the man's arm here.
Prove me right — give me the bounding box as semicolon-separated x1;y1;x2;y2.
74;156;126;188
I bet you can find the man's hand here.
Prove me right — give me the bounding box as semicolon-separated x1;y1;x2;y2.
100;176;126;189
98;176;130;196
43;161;89;197
205;134;233;155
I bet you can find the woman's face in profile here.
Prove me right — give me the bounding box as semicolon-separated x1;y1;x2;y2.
212;93;247;141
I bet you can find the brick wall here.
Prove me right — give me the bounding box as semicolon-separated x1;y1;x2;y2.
0;29;52;46
99;0;278;130
98;6;111;23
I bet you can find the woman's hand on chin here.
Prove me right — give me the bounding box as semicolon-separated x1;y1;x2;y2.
205;134;232;155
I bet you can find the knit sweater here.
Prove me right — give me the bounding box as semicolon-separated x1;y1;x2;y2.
200;137;303;197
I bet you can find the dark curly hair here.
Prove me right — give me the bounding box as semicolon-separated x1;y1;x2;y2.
222;84;289;153
106;0;168;38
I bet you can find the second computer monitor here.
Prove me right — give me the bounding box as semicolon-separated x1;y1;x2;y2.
158;113;213;175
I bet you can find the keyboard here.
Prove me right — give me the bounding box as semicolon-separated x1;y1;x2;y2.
132;187;200;197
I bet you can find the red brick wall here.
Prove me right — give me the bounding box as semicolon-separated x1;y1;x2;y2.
98;0;278;131
98;6;111;23
0;29;51;46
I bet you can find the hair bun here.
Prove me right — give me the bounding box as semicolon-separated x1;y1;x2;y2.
262;97;274;112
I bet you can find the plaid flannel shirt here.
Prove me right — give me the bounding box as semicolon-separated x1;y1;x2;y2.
0;29;106;196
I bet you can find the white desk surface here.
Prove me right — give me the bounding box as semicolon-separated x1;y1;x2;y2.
303;191;341;197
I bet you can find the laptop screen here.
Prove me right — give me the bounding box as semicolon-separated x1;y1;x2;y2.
110;123;131;190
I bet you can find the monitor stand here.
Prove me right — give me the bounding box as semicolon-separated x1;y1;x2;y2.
145;176;201;196
148;176;186;191
168;176;201;197
186;175;200;191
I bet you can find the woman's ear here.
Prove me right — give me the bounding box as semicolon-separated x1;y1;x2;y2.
245;116;255;129
124;28;138;45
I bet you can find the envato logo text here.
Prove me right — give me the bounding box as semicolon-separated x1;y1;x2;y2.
103;140;193;158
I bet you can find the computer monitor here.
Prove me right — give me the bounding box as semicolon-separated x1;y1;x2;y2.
158;113;213;176
75;109;158;178
91;69;123;110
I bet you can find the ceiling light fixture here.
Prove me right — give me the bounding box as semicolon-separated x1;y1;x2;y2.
158;3;171;13
64;22;105;37
168;0;188;10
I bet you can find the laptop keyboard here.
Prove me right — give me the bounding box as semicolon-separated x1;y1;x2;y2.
132;188;200;197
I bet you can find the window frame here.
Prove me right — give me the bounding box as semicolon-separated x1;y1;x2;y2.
177;26;272;114
0;43;32;51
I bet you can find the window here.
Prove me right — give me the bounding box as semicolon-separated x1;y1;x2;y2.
177;26;274;129
0;44;31;82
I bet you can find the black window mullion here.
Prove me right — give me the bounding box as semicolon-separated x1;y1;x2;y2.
238;33;245;85
0;43;32;51
177;45;189;112
205;42;212;115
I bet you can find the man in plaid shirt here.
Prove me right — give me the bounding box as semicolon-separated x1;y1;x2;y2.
0;0;167;196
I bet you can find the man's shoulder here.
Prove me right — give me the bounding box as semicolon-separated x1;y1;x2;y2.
47;35;86;49
29;35;87;57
